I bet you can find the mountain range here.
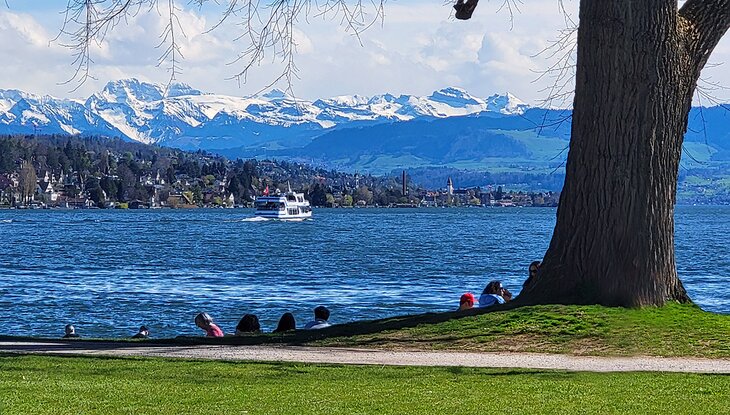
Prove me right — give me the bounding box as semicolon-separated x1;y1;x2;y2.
0;79;526;146
1;79;728;175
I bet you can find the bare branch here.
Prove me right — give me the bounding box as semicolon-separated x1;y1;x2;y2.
696;78;730;111
157;0;186;89
55;0;387;91
56;0;100;91
55;0;157;91
495;0;522;30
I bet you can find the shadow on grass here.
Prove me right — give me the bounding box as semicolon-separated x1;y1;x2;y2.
166;302;530;347
0;303;526;350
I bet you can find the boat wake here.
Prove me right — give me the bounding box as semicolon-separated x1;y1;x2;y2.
235;217;271;222
226;216;313;223
0;219;12;224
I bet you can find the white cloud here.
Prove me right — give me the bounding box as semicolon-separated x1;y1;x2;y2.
292;29;314;55
0;12;50;47
0;1;727;106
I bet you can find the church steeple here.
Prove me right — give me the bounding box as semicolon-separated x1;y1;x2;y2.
447;177;454;196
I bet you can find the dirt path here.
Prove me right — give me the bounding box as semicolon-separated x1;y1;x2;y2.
2;341;729;373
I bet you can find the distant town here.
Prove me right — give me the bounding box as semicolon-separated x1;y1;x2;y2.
0;135;559;209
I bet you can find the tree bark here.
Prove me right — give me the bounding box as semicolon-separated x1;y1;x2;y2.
518;0;730;307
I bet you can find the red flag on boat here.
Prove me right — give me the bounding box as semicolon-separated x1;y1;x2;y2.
263;185;269;196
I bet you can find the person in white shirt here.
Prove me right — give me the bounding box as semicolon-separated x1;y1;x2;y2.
304;306;331;329
479;280;506;307
63;324;80;339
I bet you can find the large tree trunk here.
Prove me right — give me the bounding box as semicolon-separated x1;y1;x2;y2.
518;0;730;307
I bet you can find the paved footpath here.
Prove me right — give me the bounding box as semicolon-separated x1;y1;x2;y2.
2;341;729;373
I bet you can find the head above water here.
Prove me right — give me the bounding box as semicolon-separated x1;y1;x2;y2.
64;324;75;335
314;306;330;321
274;312;296;332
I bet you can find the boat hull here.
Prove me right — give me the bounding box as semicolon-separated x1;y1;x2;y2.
254;211;312;220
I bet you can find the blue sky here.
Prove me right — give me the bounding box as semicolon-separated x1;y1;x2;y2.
0;1;728;106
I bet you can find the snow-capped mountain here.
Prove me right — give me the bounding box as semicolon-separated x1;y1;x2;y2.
485;92;529;115
0;79;529;150
0;89;126;137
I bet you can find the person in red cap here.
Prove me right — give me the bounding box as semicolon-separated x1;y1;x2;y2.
459;293;476;311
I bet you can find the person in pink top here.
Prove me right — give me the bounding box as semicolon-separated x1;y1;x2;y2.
194;312;224;337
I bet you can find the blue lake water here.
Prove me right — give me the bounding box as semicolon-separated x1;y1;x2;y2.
0;206;728;338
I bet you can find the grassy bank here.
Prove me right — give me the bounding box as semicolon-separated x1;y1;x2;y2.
1;355;729;415
3;303;727;358
313;303;730;357
164;303;729;358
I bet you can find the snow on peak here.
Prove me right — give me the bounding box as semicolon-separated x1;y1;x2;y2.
486;93;529;115
260;88;292;101
101;79;165;103
0;89;37;102
165;82;202;98
367;93;397;105
315;94;370;108
0;89;38;112
428;87;483;107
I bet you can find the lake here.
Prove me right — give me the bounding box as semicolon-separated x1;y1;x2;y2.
0;206;727;338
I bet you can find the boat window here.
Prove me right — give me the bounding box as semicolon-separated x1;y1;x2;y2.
255;201;285;211
287;194;296;201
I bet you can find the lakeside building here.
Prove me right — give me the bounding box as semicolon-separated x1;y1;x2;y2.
415;178;559;208
0;164;559;209
0;163;239;209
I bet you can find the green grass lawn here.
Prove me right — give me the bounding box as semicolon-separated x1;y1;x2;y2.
1;355;729;415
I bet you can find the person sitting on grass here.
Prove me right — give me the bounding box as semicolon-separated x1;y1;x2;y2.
235;314;262;335
479;280;506;307
131;325;149;339
194;312;224;337
63;324;80;339
523;260;541;289
273;312;296;333
458;293;476;311
304;306;331;330
501;287;513;302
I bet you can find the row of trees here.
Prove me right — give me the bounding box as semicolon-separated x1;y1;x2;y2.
4;134;552;210
0;135;435;207
1;135;259;206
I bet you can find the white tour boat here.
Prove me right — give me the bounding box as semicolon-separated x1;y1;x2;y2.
254;189;312;220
